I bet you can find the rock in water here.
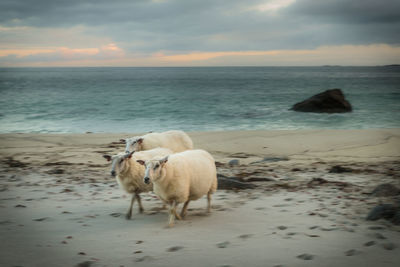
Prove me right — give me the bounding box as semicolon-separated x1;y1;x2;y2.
290;89;352;113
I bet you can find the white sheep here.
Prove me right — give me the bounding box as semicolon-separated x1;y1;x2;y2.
122;130;193;153
103;147;172;219
137;149;218;227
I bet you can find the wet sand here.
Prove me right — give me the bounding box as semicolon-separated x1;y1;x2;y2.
1;129;400;267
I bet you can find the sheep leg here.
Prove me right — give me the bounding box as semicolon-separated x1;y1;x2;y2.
207;192;212;213
136;193;144;214
168;201;181;227
126;194;136;220
180;200;190;218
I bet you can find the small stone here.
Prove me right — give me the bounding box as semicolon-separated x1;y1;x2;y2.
309;226;319;230
75;261;93;267
167;246;184;252
217;241;230;248
382;243;396;250
15;204;26;208
345;249;359;256
297;253;314;260
372;233;387;240
320;227;337;231
134;250;143;254
277;226;287;230
238;234;253;239
364;241;376;247
136;240;143;244
78;252;86;255
110;213;123;217
228;159;240;166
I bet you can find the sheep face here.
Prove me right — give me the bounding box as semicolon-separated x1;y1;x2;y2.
124;137;144;153
139;156;168;184
103;152;134;177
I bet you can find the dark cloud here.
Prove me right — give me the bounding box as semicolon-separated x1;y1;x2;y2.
0;0;399;54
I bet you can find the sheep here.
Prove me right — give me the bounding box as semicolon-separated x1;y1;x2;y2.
122;130;193;153
137;149;218;227
103;147;172;219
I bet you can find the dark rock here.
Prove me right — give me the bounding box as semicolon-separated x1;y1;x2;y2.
217;174;256;190
364;241;376;247
75;261;93;267
277;226;287;230
329;165;353;173
297;253;314;260
366;204;399;221
291;89;352;113
217;241;230;248
167;246;184;252
228;159;240;166
382;243;396;250
371;184;400;197
345;249;360;256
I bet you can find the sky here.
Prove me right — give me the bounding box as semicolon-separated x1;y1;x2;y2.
0;0;399;67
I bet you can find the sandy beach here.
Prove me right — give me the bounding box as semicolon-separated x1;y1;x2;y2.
1;129;400;267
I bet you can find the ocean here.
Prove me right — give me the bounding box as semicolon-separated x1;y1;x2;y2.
0;66;399;133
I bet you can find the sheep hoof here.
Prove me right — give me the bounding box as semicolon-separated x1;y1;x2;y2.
125;213;132;220
139;208;144;214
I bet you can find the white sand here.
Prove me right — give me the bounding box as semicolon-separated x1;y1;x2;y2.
0;129;399;267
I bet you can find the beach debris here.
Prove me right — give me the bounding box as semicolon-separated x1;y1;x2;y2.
290;89;352;113
251;157;289;164
217;241;230;248
329;165;353;173
3;157;28;168
166;246;184;252
228;159;240;166
46;168;65;174
246;177;275;182
297;253;314;260
370;184;400;197
217;175;256;190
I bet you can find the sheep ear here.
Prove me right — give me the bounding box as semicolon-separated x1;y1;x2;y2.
136;160;145;165
137;138;143;144
160;156;168;165
103;155;112;162
125;151;134;159
120;139;126;144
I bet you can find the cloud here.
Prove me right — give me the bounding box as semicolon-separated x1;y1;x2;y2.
0;0;399;66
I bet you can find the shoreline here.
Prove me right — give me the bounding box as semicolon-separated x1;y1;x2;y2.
1;129;399;266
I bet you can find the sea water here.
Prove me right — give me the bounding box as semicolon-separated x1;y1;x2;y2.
0;66;399;133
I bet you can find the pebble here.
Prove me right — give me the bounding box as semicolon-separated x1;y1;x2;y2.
320;227;338;231
382;243;396;250
238;234;253;239
277;226;287;230
372;233;387;240
75;261;93;267
364;241;376;247
228;159;240;166
345;249;360;256
15;204;26;208
309;226;319;230
167;246;184;252
217;241;230;248
297;253;314;260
